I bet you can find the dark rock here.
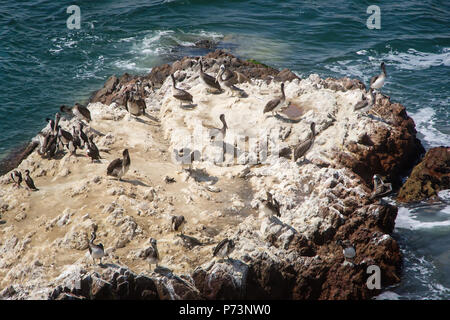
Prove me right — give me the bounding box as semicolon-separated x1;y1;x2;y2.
194;39;217;49
90;277;113;300
397;146;450;202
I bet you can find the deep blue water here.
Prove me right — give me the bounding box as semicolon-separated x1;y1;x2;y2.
0;0;449;299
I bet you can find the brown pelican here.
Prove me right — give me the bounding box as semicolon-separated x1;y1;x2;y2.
261;192;281;217
171;215;186;235
213;238;235;261
337;240;356;264
86;135;100;162
263;82;286;117
199;60;221;93
125;90;146;118
69;126;82;156
370;174;393;200
354;88;375;113
88;232;105;265
60;103;91;123
146;238;159;270
24;170;38;191
171;73;193;107
45;112;61;135
205;114;228;142
10;170;22;188
216;65;243;96
370;62;386;91
106;149;130;181
293;122;316;162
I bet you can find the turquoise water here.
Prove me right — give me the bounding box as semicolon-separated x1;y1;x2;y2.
0;0;449;299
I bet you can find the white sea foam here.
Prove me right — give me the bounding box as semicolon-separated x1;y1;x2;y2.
381;48;450;71
395;206;450;230
409;107;450;148
373;291;400;300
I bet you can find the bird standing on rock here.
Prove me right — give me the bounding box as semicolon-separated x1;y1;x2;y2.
370;174;393;200
10;170;22;188
171;73;193;107
146;238;160;270
213;238;235;261
370;62;387;92
337;240;356;265
24;170;38;191
60;103;91;123
107;149;131;181
171;215;186;235
261;192;281;217
86;135;100;162
293;122;316;163
199;60;221;93
88;232;105;265
263;82;286;117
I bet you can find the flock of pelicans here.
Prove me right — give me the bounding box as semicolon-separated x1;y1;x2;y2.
8;59;392;268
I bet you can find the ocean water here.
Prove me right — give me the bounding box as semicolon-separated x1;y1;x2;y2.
0;0;449;299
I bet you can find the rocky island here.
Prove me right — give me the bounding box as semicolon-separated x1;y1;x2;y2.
0;50;428;300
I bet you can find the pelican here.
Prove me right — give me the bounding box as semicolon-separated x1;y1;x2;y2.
213;238;235;261
24;170;38;191
370;62;386;91
205;114;228;142
293;122;316;162
263;82;286;117
60;103;91;123
216;65;243;96
337;240;356;264
261;192;281;217
370;174;393;200
171;73;193;107
88;232;105;265
146;238;160;270
199;60;221;93
10;170;22;188
106;149;130;181
77;122;89;149
171;215;186;235
125;90;146;118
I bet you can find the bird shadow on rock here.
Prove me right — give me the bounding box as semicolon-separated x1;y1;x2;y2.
274;113;302;123
99;262;122;269
180;103;198;110
364;113;392;125
177;234;203;249
121;179;150;187
88;127;105;137
154;266;173;276
143;113;160;123
189;168;218;185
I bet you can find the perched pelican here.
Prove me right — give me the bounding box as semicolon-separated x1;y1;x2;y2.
171;73;193;107
370;62;387;91
370;174;393;200
24;170;38;191
60;103;91;123
213;238;235;261
88;232;105;265
337;240;356;264
205;114;228;142
10;170;22;188
86;135;100;162
293;122;316;162
146;238;160;270
106;149;131;181
199;60;221;93
263;82;286;117
125;90;146;117
216;65;243;96
261;192;281;217
171;215;186;235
